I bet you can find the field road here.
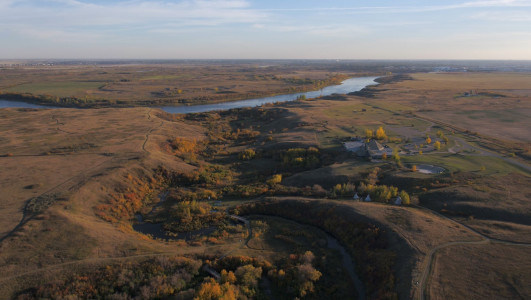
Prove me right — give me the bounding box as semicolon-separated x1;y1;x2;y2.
449;136;531;173
142;109;164;152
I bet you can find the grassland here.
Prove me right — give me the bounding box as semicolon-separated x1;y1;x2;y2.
5;81;105;98
0;69;530;299
0;63;357;107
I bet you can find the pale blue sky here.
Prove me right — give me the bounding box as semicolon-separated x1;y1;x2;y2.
1;0;530;59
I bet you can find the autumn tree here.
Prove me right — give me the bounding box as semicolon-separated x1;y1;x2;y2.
375;126;387;140
399;190;410;205
235;265;262;288
426;136;432;144
295;251;322;298
365;129;373;140
195;279;239;300
434;141;441;150
391;149;400;163
221;270;237;284
411;165;417;172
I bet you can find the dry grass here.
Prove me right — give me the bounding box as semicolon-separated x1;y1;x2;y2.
0;107;209;292
337;201;480;299
0;70;529;298
379;73;531;144
429;243;531;299
0;64;347;106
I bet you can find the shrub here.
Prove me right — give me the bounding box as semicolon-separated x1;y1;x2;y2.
267;174;282;186
399;190;410;205
238;149;256;160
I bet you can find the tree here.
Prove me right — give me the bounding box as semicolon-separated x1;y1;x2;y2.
300;251;316;264
375;126;387;140
426;136;432;144
392;149;400;164
382;152;387;160
399;190;410;205
195;279;222;300
365;129;373;139
434;141;441;150
295;263;322;297
411;165;417;172
235;265;262;288
221;270;236;284
195;279;238;300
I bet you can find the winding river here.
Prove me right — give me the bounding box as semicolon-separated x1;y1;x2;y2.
0;76;379;113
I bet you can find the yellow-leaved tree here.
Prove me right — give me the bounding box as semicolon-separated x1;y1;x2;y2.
365;129;373;139
376;126;387;140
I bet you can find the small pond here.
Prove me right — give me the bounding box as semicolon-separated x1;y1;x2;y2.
413;164;446;174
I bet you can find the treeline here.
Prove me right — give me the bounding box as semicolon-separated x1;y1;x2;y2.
17;253;325;299
0;92;121;108
95;171;166;224
162;199;227;233
234;199;399;299
17;256;203;299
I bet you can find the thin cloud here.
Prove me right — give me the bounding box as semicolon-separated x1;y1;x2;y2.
0;0;268;42
259;0;531;14
1;0;266;28
471;10;531;21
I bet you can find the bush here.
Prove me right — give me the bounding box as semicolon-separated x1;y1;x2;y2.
399;190;410;205
238;149;256;160
267;174;282;186
330;183;356;198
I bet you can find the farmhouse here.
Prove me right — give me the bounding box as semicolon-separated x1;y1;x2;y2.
344;138;393;160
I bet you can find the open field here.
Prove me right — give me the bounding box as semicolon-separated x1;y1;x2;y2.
0;63;357;107
0;69;530;299
429;243;531;299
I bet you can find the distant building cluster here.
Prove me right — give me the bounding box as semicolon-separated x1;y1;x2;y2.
352;192;402;205
344;138;393;160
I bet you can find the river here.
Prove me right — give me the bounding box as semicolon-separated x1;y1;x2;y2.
0;76;379;113
158;76;378;114
0;100;55;109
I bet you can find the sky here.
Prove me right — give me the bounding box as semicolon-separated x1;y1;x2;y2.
1;0;531;59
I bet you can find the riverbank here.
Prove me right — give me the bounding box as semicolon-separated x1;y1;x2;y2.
0;75;380;111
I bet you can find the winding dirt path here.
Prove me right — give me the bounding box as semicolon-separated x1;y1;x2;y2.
142;109;164;152
1;108;162;245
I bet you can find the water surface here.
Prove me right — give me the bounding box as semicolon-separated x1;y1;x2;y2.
159;76;379;114
0;100;57;109
1;76;379;113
